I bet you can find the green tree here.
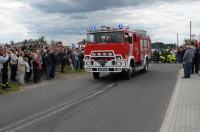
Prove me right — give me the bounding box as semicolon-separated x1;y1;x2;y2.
10;40;14;45
36;36;47;45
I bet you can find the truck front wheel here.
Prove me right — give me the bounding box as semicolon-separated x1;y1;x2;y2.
124;70;131;80
142;59;149;73
124;66;133;80
93;72;100;79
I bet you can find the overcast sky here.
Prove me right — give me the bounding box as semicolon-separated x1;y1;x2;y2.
0;0;200;45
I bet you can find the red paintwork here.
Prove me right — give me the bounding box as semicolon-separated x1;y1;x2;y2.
84;30;151;64
85;43;129;58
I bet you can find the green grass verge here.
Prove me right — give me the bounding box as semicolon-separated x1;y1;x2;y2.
0;82;21;94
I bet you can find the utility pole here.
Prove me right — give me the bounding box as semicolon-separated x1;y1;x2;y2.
177;33;179;47
190;21;191;41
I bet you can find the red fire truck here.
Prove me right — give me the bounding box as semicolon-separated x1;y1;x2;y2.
84;26;152;79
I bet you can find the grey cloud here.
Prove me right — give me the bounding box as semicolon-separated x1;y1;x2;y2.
27;23;86;36
25;21;86;37
10;0;199;44
22;0;194;14
70;14;88;20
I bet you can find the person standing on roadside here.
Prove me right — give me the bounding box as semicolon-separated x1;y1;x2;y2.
32;53;40;83
18;51;26;85
45;50;53;80
50;49;56;78
181;46;186;63
0;48;10;90
192;44;199;74
73;48;80;70
0;48;9;71
36;50;42;81
153;50;160;63
60;48;68;73
183;45;194;78
27;52;33;82
24;57;31;83
79;49;84;70
190;43;197;74
10;50;18;81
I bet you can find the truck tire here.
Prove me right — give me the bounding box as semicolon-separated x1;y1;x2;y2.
142;60;149;73
93;72;100;79
124;69;131;80
124;65;134;80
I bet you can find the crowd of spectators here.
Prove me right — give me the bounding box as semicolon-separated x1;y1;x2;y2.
0;42;84;90
181;42;200;78
152;41;200;78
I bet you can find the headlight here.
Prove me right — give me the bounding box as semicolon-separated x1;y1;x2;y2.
102;53;107;56
116;62;122;66
91;53;96;56
108;52;113;56
97;53;102;56
116;56;122;60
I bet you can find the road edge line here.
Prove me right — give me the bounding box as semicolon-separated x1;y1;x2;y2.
159;69;182;132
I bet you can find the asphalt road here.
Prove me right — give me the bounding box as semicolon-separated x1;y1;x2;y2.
0;64;180;132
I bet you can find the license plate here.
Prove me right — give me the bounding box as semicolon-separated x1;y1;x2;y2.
98;68;107;71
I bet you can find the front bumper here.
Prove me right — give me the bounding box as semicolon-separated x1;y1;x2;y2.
84;60;127;72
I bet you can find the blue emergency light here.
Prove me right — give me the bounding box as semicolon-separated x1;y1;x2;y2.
118;24;123;29
90;25;96;31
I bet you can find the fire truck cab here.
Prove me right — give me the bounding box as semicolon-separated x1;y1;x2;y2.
84;26;151;79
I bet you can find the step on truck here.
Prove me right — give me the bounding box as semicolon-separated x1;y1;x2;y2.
84;25;152;79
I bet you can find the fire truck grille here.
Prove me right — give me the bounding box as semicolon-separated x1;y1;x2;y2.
91;57;114;61
97;60;107;67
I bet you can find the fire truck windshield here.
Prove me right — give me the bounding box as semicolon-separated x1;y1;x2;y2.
87;32;123;43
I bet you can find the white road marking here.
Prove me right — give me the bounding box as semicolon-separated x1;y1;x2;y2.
0;89;104;132
106;83;118;88
159;70;181;132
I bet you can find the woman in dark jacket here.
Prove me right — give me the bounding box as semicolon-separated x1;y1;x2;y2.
32;53;41;83
45;50;53;80
60;49;69;73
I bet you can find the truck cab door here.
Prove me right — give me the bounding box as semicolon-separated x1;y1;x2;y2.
128;33;133;56
133;35;140;62
124;32;133;57
140;39;145;62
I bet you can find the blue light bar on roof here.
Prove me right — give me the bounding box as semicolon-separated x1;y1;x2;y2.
87;24;129;32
